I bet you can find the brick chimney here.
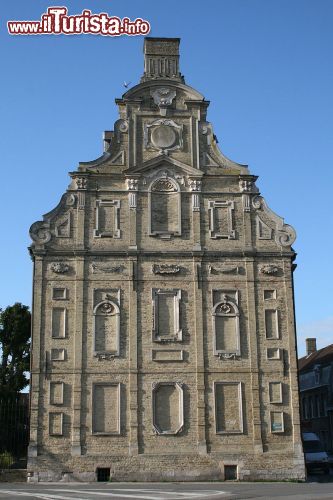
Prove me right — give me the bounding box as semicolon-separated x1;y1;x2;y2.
306;338;317;356
141;37;184;83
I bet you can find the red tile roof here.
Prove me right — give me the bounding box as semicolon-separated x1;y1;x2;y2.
298;343;333;371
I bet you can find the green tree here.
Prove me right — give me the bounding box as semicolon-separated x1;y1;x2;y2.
0;303;31;397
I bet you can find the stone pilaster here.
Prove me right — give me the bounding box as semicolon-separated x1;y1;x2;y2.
193;257;207;454
245;258;263;452
126;178;139;250
189;179;202;251
28;256;44;459
128;257;138;455
71;257;85;456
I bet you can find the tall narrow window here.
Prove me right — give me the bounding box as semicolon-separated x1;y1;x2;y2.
149;176;181;237
213;294;240;358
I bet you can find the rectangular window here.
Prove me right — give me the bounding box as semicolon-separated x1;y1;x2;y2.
269;382;283;403
214;382;243;434
265;309;279;339
92;383;120;435
51;308;66;338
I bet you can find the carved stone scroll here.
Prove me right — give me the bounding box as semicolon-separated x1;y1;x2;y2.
209;265;241;275
253;195;296;247
152;264;181;275
50;262;70;274
91;263;124;274
260;264;279;275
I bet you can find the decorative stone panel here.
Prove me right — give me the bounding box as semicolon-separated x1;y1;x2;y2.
52;288;68;300
94;199;120;238
92;383;121;435
270;411;284;433
50;382;64;406
50;348;66;361
148;176;181;238
51;308;67;339
212;295;240;358
144;118;183;154
49;412;64;436
152;288;182;342
267;347;282;360
93;299;120;357
214;382;243;434
265;309;279;339
152;382;184;435
208;200;235;239
269;382;283;404
152;349;184;362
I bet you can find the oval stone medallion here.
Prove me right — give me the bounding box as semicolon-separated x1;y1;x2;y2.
151;125;176;149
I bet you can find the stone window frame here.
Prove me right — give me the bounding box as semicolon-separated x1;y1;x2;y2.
264;309;280;340
49;412;64;436
91;382;121;436
208;200;235;239
93;299;120;358
270;411;285;433
51;307;67;339
212;297;240;358
152;288;182;343
268;381;283;404
152;381;184;435
52;287;68;300
148;176;182;238
50;348;66;362
49;381;64;406
93;199;121;238
214;381;244;435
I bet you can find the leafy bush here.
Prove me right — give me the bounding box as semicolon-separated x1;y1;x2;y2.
0;451;13;468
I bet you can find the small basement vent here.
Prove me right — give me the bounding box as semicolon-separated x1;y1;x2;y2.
97;468;110;482
224;465;238;480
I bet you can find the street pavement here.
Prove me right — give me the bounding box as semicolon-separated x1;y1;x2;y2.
0;480;333;500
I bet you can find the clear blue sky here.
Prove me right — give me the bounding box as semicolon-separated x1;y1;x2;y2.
1;0;332;357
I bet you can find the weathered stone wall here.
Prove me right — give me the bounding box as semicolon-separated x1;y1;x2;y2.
27;37;305;482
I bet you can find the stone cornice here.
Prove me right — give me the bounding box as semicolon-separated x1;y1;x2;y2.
29;248;296;259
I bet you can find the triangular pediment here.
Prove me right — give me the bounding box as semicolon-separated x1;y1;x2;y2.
123;155;203;177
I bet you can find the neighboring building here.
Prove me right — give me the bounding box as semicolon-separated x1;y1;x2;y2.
299;338;333;452
27;37;305;482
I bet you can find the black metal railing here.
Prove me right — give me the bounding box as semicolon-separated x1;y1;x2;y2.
0;394;29;468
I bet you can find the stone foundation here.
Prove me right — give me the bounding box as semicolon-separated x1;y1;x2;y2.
27;452;305;482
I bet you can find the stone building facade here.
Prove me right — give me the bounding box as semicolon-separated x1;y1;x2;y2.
28;37;305;482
